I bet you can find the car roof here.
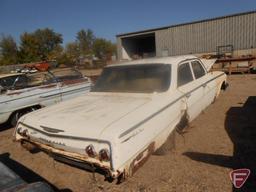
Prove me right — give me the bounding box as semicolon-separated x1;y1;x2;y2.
108;55;198;67
0;73;23;78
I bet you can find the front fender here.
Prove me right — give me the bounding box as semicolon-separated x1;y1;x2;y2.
0;111;12;124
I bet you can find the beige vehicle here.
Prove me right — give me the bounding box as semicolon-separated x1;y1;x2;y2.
14;55;227;181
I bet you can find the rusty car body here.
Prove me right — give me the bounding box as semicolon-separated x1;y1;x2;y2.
0;68;91;125
14;55;227;180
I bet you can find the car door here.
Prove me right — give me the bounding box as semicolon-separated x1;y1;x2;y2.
191;60;216;109
177;61;204;121
37;73;62;106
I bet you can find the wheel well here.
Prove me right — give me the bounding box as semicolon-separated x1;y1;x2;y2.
9;105;42;121
221;81;227;90
175;111;189;134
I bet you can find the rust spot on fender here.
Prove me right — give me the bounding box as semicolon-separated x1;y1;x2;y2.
130;142;155;175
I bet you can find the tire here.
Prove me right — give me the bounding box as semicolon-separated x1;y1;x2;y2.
10;110;27;127
154;131;176;156
10;107;37;127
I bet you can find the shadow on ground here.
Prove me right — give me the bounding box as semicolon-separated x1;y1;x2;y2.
183;96;256;192
0;153;72;192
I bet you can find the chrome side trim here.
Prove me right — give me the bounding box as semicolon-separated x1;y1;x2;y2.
40;85;91;98
1;85;91;103
40;126;64;133
119;72;225;138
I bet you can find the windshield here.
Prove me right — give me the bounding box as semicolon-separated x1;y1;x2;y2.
92;64;171;93
0;75;21;88
12;73;55;89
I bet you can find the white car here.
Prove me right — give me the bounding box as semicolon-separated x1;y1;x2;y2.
14;55;227;181
0;68;91;126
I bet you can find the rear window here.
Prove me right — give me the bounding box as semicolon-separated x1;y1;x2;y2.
92;64;171;93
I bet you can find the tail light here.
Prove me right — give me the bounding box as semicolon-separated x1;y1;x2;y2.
85;145;96;157
17;128;28;137
17;127;22;134
99;149;110;161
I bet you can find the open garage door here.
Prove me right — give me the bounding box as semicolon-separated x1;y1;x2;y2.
121;33;156;60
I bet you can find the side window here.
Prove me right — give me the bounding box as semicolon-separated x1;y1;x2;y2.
1;76;17;87
13;75;28;89
177;63;194;87
191;61;206;79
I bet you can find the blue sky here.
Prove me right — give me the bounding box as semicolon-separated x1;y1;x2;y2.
0;0;255;44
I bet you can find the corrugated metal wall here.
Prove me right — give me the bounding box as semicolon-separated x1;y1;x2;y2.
156;12;256;56
116;37;122;61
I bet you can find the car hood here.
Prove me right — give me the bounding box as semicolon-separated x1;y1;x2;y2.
20;93;151;139
200;58;217;71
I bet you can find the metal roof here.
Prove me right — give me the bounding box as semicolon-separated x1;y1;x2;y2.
116;10;256;37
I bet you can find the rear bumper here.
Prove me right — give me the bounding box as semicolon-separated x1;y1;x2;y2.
18;139;119;178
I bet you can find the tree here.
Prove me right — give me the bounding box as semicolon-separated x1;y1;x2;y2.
47;45;63;61
18;32;40;63
76;29;95;56
93;38;116;60
64;42;80;64
0;35;18;65
19;28;63;63
34;28;63;60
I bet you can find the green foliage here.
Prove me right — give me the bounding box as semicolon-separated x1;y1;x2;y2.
19;28;63;62
47;45;63;61
61;42;80;64
0;35;18;65
93;38;116;60
76;29;95;56
0;28;116;67
18;32;40;63
34;28;63;60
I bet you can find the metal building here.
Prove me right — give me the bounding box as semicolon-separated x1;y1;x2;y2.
116;10;256;61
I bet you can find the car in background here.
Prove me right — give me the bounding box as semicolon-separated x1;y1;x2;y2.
0;68;92;126
14;56;227;181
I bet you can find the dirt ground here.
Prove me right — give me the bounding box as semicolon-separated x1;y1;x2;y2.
1;74;256;192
